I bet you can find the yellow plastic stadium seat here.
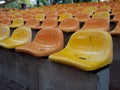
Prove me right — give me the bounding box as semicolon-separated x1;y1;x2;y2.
92;12;110;20
0;26;10;41
34;14;45;21
0;27;32;49
9;18;24;28
49;30;113;71
81;8;93;16
100;6;111;12
58;13;72;21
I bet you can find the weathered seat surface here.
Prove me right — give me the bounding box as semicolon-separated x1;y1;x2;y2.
15;29;64;57
0;27;32;49
49;30;113;71
0;26;10;41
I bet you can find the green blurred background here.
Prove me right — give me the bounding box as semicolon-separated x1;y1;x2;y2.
0;0;98;9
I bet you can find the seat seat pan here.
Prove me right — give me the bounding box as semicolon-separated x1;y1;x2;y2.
59;18;79;32
49;47;110;71
0;38;27;49
15;42;58;57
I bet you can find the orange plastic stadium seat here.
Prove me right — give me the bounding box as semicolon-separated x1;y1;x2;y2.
15;29;64;57
81;18;109;32
111;7;120;15
0;27;32;49
59;18;79;32
0;18;11;26
23;14;33;21
14;14;23;19
57;9;67;16
0;26;10;41
6;14;14;21
111;13;120;21
66;8;80;16
97;6;111;12
110;21;120;35
0;15;5;19
24;18;40;29
46;13;58;19
75;13;90;22
40;18;58;29
49;30;113;71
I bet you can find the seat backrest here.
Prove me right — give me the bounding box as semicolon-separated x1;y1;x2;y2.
75;13;90;19
23;14;33;21
25;18;39;26
92;12;110;19
46;13;58;19
11;18;24;26
0;15;5;19
34;14;45;21
33;29;64;48
58;13;72;21
67;8;80;16
59;18;79;31
67;30;112;52
0;26;10;41
41;18;58;28
81;8;93;16
11;27;32;42
0;18;11;25
82;18;109;29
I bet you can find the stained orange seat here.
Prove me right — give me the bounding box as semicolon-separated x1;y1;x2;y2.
40;18;58;29
15;29;64;57
59;18;79;32
81;18;109;32
0;18;11;26
111;7;120;15
0;15;5;19
111;13;120;21
67;8;80;16
46;13;58;19
57;9;67;16
24;18;40;29
75;13;90;22
23;14;33;21
6;14;14;21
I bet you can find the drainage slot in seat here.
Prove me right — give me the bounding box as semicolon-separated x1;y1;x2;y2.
79;57;87;60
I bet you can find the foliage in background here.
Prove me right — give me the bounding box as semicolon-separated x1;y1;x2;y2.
3;0;93;9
